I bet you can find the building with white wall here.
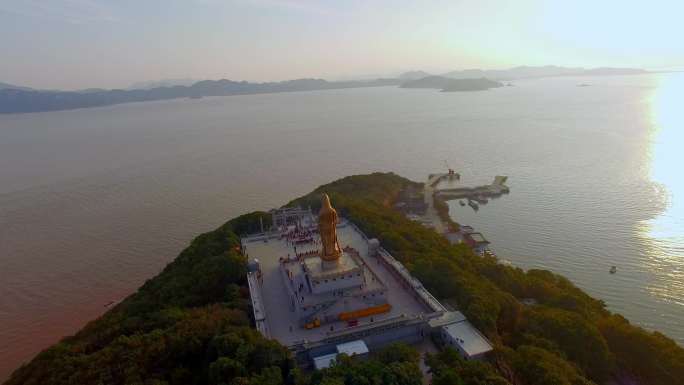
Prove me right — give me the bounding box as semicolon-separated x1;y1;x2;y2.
439;311;492;360
244;210;492;367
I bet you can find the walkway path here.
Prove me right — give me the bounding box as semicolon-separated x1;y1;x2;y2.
423;174;448;234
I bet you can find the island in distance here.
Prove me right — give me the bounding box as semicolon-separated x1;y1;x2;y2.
0;65;649;114
400;76;504;92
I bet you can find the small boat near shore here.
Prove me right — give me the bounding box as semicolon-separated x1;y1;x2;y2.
468;200;479;211
472;196;489;204
459;200;465;206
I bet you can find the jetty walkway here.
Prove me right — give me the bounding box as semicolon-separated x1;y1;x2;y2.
435;176;509;201
421;173;509;256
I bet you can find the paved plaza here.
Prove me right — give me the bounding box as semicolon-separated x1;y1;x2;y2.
243;223;430;347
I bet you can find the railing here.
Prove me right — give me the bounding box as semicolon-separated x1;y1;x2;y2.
347;219;447;314
247;272;270;338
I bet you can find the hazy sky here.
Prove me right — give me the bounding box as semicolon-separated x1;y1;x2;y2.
1;0;682;90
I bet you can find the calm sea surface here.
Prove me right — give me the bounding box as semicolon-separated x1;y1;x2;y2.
1;74;682;380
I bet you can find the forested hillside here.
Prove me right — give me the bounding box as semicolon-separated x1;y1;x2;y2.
7;172;683;385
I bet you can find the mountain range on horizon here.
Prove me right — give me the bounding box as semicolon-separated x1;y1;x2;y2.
0;81;33;91
126;78;199;90
0;78;400;114
397;65;649;81
0;65;652;114
2;65;651;93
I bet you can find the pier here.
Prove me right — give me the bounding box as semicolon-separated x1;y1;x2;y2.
427;170;460;188
435;176;509;201
414;172;510;257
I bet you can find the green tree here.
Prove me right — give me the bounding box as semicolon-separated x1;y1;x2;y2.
502;345;594;385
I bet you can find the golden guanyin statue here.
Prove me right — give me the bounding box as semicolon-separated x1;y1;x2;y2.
319;193;341;262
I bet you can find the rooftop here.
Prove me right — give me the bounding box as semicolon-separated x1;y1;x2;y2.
313;353;337;370
442;316;493;357
336;340;369;356
312;340;370;370
428;310;466;328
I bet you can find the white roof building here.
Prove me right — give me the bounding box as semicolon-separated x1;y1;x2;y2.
313;340;370;370
313;353;338;370
336;340;370;356
440;314;493;360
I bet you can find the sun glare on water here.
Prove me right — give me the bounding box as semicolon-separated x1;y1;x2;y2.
644;73;684;305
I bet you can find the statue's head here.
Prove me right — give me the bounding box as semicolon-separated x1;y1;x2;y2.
321;193;335;210
319;193;336;219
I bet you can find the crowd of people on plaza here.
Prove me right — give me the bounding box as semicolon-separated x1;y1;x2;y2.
282;225;316;244
278;225;323;259
269;225;317;263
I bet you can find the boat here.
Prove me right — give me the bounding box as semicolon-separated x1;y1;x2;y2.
610;266;617;274
473;196;489;204
468;200;479;210
459;200;465;206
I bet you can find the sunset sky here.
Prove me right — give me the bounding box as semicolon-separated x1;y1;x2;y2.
1;0;682;89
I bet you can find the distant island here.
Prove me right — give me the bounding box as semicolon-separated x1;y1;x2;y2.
0;65;650;114
5;172;683;385
400;76;504;92
437;65;648;80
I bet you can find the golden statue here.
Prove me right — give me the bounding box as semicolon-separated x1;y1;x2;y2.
319;193;341;262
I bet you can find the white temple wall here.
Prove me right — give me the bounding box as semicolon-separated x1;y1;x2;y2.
310;273;364;294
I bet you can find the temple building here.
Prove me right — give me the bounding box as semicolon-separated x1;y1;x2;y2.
243;193;492;367
280;194;390;329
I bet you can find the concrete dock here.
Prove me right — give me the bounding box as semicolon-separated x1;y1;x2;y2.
435;175;509;201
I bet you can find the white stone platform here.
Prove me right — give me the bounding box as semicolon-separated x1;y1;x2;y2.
242;223;431;347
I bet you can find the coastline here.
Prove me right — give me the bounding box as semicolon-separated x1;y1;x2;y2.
7;172;681;384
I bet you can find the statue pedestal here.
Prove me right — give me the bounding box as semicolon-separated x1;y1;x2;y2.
303;252;364;294
321;257;340;271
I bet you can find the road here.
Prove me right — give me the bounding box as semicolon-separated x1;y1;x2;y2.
423;174;448;234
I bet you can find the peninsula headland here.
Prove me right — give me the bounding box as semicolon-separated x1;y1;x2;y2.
5;173;683;385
